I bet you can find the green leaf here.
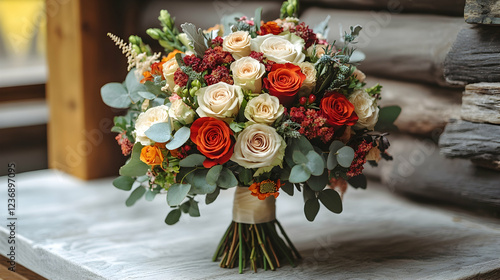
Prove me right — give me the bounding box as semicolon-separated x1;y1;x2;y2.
237;98;248;123
289;164;311;183
180;154;206;167
181;23;208;57
206;165;223;186
217;168;238;188
138;91;157;100
238;168;253;186
307;170;329;191
337;146;355;168
327;151;338;170
145;122;172;143
305;150;325;176
281;182;294;196
304;198;320;222
293;135;314;153
313;15;330;39
165;208;182;225
188;200;200;217
180;200;190;213
329;140;344;153
125;186;146;207
319;189;343;214
112;176;135;191
166;183;191;206
205;187;220;205
375;106;401;131
101;83;131;109
348;174;367;189
144;81;164;97
292;150;308;165
144;189;157;201
188;170;217;194
125;70;148;102
303;184;316;201
254;7;262;31
165;126;190;150
119;144;150;177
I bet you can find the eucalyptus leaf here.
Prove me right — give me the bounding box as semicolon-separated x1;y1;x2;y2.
254;7;262;30
348;174;367;189
307;170;329;191
101;83;131;109
206;165;223;186
375;105;402;131
165;126;190;150
238;168;253;186
119;144;150;177
188;200;200;217
281;182;294;196
205;187;220;205
145;122;172;143
292;150;308;165
302;184;316;202
144;81;165;97
329;140;344;153
337;146;355;168
125;186;146;207
112;176;135;191
217;168;238;188
293;135;314;153
165;209;182;225
327;150;338;170
180;200;190;213
188;170;217;194
125;70;148;99
166;183;191;206
289;164;311;183
138;91;157;100
144;189;157;201
319;189;343;213
304;198;320;222
179;154;206;167
305;150;325;176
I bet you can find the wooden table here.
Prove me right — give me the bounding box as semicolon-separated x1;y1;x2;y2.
1;170;499;279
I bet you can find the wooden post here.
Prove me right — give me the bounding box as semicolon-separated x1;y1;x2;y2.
46;0;137;179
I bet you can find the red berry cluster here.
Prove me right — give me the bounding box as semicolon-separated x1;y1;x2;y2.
289;107;335;143
291;22;317;49
115;132;133;156
346;140;373;178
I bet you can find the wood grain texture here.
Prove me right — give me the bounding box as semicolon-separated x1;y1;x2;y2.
464;0;500;24
301;8;465;87
365;76;462;136
444;25;500;85
462;82;500;124
46;0;133;179
0;170;499;279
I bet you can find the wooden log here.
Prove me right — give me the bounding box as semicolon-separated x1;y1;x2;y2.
438;119;500;171
444;25;500;85
365;76;462;136
301;8;465;87
461;82;500;124
464;0;500;24
46;0;139;179
377;134;500;213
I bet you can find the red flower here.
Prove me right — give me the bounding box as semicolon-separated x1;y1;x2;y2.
258;21;283;35
249;179;281;200
263;63;306;107
320;92;358;128
190;117;235;168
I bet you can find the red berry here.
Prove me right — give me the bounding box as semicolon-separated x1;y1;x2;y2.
308;94;316;104
299;96;307;105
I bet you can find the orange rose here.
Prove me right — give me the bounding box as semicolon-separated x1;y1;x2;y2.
190;117;235;168
140;145;164;167
320;92;358;128
259;21;283;35
264;63;306;107
165;49;183;62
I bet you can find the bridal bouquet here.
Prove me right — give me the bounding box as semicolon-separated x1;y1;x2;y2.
102;0;399;273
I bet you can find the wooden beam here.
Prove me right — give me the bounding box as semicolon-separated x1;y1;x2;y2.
46;0;136;179
462;82;500;124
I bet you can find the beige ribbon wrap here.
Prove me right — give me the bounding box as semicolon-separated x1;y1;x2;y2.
232;186;276;224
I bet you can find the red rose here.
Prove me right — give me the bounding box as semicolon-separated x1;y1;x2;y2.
320;92;358;128
264;63;306;107
190;117;235;168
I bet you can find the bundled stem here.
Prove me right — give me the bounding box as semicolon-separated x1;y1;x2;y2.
213;220;300;273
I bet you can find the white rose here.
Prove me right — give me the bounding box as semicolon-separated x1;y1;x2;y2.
231;124;286;176
168;99;196;125
230;57;266;93
297;62;317;97
162;58;179;92
196;82;244;120
244;93;284;125
134;105;170;145
250;33;305;64
223;31;252;60
349;90;379;130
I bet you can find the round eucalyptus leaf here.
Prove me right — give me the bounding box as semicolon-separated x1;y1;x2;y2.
336;146;355;168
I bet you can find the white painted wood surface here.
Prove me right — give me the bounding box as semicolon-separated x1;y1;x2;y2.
1;170;500;279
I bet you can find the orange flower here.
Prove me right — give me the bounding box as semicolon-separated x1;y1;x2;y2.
140;145;164;167
165;49;183;62
320;92;358;128
249;179;281;200
264;63;306;106
190;117;235;168
259;21;283;35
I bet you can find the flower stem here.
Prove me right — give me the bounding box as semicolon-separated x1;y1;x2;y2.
276;220;302;259
238;223;243;274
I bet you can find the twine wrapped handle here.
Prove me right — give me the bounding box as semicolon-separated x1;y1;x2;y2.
232;186;276;224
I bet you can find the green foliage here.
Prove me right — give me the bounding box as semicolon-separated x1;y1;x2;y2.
318;189;342;214
165;126;190;150
144;189;157;201
238;168;253;186
205;187;220;205
289;164;311;183
101;83;130;109
206;165;223;186
181;23;209;58
119;144;150;177
188;199;200;217
145;122;172;143
307;170;329;191
336;146;355;168
179;154;206;167
348;174;367;189
280;0;299;18
166;183;192;206
375;105;401;132
165;208;182;225
217;168;238;188
304;198;320;221
254;7;262;31
186;169;217;194
112;176;135;191
125;186;146;207
313;15;330;39
281;182;294;196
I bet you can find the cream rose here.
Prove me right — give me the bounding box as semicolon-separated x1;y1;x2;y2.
348;90;379;130
196;82;244;120
230;57;266;93
244;93;284;125
223;31;252;60
231;124;286;176
169;99;196;126
306;44;327;58
162;58;179;92
352;68;366;82
297;62;317;97
251;33;305;64
134;105;170;145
